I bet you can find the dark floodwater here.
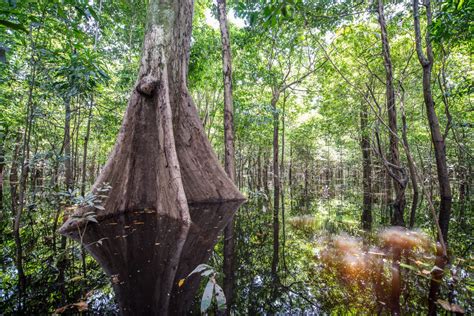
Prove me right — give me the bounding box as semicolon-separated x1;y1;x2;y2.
60;198;472;314
63;201;243;314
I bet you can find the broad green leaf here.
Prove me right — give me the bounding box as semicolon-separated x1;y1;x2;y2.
200;280;214;313
187;264;213;278
400;263;418;271
214;283;226;311
0;19;27;32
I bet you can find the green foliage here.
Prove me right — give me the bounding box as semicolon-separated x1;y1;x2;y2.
431;0;474;48
0;0;472;314
181;264;227;314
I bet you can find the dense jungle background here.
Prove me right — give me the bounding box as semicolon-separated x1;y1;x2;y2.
0;0;473;314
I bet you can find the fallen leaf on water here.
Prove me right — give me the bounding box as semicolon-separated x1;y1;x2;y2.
73;301;88;312
437;299;465;313
437;299;451;311
54;305;68;314
54;300;88;314
451;303;465;314
178;278;185;287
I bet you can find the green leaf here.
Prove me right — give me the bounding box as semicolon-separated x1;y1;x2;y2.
430;266;444;273
0;19;27;32
400;263;418;271
437;299;452;311
201;269;214;277
200;280;214;313
86;216;98;223
187;264;213;278
214;283;226;311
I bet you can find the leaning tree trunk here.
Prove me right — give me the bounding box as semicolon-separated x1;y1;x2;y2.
413;1;452;314
377;0;406;227
217;0;238;314
59;1;244;315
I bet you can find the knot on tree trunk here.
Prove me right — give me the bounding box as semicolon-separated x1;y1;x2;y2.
137;74;159;96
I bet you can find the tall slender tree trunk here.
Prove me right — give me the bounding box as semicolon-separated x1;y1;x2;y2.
280;93;288;274
377;0;406;227
360;101;372;231
384;166;393;224
399;89;419;229
79;100;93;283
304;165;309;211
217;0;237;313
271;88;280;284
257;149;262;191
457;143;466;228
9;135;26;309
57;95;73;305
413;1;452;314
376;1;406;314
0;134;5;213
289;145;293;213
72;103;80;186
14;54;36;309
64;97;73;192
81;100;93;196
264;151;270;205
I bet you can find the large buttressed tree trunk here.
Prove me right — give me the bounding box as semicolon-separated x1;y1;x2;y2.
59;1;244;314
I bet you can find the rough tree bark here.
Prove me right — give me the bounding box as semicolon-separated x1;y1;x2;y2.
376;0;406;227
216;0;237;313
59;1;244;315
360;101;372;231
413;0;452;314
